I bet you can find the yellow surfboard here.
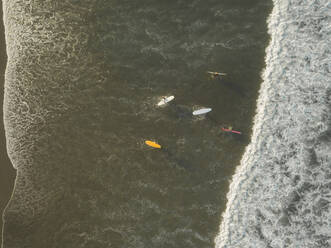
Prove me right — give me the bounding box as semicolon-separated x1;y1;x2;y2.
145;140;161;149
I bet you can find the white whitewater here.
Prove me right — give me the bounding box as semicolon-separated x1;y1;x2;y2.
215;0;330;247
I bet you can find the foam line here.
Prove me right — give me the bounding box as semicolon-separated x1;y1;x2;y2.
215;0;331;247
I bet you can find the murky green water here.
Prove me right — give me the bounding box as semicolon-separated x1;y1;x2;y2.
3;0;272;247
0;0;16;244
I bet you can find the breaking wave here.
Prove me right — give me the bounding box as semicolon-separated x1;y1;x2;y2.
2;0;272;247
215;0;331;247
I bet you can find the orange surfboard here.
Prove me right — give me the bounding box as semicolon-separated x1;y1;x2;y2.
145;140;161;149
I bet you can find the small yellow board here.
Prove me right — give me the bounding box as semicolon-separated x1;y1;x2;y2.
145;140;161;149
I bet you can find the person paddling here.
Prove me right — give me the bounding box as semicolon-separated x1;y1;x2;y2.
221;126;242;135
207;71;227;80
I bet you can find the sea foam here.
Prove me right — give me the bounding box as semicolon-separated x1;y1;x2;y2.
215;0;330;247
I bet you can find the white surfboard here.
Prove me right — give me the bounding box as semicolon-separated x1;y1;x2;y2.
192;108;212;115
157;96;175;106
207;71;227;76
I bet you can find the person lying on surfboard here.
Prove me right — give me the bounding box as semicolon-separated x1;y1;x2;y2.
221;126;242;135
157;96;175;106
207;71;227;79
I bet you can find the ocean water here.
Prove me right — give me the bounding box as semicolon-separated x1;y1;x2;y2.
0;0;16;244
216;0;331;247
1;0;273;247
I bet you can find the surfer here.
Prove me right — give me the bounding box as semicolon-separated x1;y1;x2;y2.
222;126;242;135
207;71;227;80
168;103;191;120
162;148;194;171
157;95;175;106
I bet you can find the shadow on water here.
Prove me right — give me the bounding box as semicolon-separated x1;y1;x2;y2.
224;132;250;144
206;115;220;125
218;128;250;145
168;102;192;120
215;77;246;97
161;147;195;171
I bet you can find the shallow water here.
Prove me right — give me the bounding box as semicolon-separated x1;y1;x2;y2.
2;0;272;247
